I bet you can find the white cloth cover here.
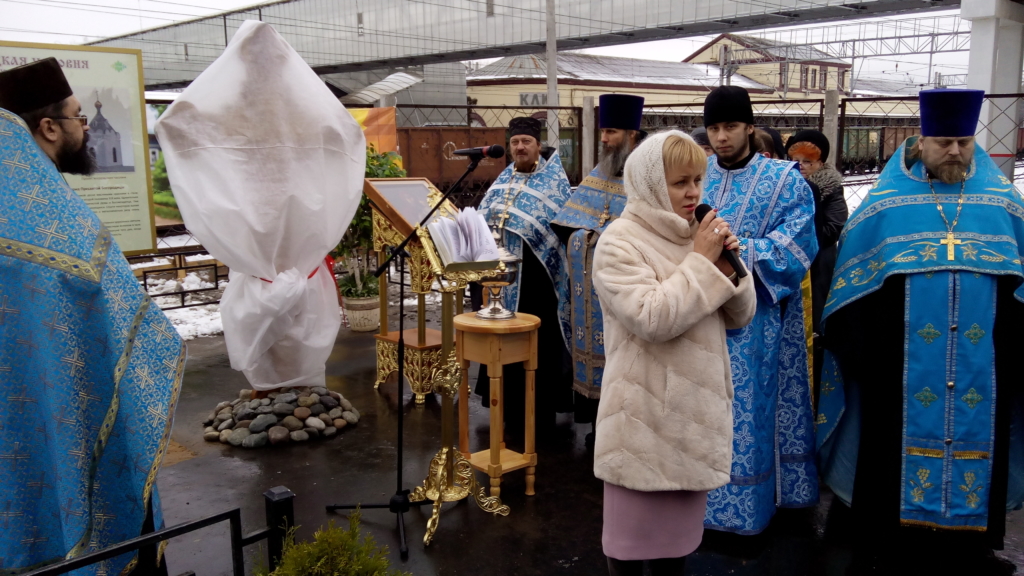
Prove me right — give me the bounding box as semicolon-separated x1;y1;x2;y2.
155;20;366;390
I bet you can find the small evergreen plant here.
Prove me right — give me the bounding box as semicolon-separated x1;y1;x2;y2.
256;512;410;576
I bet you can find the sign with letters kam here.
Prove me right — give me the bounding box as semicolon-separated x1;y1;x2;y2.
0;41;156;255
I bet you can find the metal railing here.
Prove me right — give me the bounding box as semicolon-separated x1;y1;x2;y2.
24;486;295;576
836;93;1024;209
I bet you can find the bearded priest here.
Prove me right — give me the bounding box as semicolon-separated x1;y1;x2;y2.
817;89;1024;574
550;94;647;435
473;117;573;440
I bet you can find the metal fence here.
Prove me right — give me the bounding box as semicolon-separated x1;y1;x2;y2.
836;93;1024;210
641;99;825;134
24;487;294;576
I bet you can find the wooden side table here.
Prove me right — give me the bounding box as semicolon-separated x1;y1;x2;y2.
455;312;540;498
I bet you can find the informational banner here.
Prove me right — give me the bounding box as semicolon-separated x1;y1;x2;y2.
348;106;399;161
0;41;155;255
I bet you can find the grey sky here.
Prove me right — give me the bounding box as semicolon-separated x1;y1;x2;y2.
1;2;970;87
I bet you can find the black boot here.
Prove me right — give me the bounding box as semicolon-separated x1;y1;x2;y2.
649;556;686;576
607;557;643;576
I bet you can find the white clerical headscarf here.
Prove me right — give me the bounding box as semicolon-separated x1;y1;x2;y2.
156;20;366;390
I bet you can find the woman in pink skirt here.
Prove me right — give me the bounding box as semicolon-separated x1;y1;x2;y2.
592;130;756;575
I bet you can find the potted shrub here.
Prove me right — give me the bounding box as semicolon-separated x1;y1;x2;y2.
335;144;406;332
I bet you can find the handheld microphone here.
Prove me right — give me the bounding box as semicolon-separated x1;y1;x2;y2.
694;203;748;279
452;145;505;159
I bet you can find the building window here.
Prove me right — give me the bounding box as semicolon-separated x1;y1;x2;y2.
112;147;118;163
810;69;817;89
487;0;494;16
780;62;789;89
839;69;846;91
357;12;364;36
820;66;828;90
800;65;809;90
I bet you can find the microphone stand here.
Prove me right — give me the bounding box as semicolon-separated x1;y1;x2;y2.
326;154;484;560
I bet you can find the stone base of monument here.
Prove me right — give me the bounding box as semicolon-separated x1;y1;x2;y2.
201;387;360;448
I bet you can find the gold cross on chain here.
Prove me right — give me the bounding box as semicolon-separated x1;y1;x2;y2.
940;232;962;260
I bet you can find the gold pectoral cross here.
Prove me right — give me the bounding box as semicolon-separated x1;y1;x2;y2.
598;208;610;227
940;232;962;260
496;211;510;230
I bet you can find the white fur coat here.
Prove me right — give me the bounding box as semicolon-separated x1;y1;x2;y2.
592;131;757;492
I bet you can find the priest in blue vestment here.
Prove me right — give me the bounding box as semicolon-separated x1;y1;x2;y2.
700;86;820;535
473;117;573;438
0;59;183;575
818;89;1024;574
550;94;646;432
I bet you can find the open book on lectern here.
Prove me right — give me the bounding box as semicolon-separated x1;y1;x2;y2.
362;177;501;268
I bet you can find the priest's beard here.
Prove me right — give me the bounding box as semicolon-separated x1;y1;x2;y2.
598;139;634;178
58;133;97;176
928;160;969;185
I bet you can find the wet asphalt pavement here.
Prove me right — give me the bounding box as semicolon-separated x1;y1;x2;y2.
156;328;1024;576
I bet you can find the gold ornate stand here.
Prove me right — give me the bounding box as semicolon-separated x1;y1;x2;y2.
409;259;511;545
365;178;508;545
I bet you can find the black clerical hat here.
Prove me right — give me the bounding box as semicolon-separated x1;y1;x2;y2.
0;57;73;115
703;86;754;127
599;94;645;131
509;117;542;142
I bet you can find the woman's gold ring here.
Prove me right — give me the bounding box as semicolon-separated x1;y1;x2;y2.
713;228;721;235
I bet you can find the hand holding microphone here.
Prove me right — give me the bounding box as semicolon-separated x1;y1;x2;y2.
694;203;748;279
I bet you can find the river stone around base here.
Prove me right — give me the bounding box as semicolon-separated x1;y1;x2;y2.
280;416;304;431
242;432;268;448
236;409;258;423
239;389;253;401
273;403;296;416
275;392;298;405
228;428;249;446
204;387;359;449
249;414;278;434
268;426;290;445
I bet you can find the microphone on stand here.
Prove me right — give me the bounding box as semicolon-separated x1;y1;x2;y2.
452;145;506;159
694;203;748;279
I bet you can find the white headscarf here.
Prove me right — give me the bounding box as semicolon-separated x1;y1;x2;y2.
621;129;700;245
156;21;366;389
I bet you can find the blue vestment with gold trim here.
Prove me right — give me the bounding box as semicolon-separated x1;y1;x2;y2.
0;109;184;574
479;151;572;347
817;140;1024;531
702;153;820;534
549;167;626;399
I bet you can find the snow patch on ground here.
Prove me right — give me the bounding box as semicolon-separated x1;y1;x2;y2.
130;258;171;270
163;305;223;340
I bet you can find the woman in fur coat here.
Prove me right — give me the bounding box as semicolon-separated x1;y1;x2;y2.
592;131;757;576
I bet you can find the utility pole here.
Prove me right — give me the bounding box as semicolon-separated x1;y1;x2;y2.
546;0;560;151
